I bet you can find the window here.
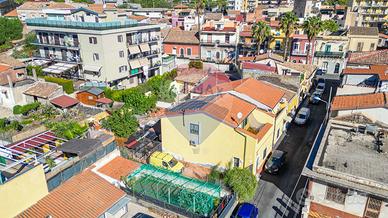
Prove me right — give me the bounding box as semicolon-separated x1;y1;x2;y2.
275;40;281;50
119;65;127;73
322;61;328;70
89;37;97;44
162;161;168;168
190;123;199;135
187;48;192;56
324;44;331;52
293;42;299;51
339;45;343;52
180;48;184;57
233;157;240;168
325;185;347;204
117;35;123;42
364;197;382;218
334;63;340;74
242;118;248;127
262;148;267;159
225;35;230;43
119;50;124;58
93;53;99;61
3;91;8;99
370;43;375;51
357;42;364;51
215;52;221;59
88;96;93;100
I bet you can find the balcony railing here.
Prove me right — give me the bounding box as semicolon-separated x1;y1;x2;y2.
128;50;160;60
314;51;344;58
31;40;80;50
127;36;160;45
291;50;308;56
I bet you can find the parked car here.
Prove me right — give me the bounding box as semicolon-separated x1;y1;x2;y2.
149;151;184;173
133;213;154;218
294;107;311;125
233;203;259;218
265;150;287;174
309;91;322;104
315;82;325;94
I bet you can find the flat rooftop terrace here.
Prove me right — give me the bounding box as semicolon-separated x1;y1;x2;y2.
320;126;388;184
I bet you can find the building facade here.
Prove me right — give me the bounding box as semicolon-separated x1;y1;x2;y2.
26;15;162;87
346;0;388;30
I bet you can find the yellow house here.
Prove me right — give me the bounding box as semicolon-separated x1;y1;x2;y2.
161;78;290;175
0;165;48;218
268;21;285;53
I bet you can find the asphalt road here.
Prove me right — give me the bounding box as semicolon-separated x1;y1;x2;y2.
252;79;339;218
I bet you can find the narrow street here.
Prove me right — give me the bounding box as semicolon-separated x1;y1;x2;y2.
252;79;339;218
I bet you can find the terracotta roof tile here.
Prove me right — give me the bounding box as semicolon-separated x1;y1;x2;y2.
17;170;126;218
164;29;199;44
0;64;11;72
349;27;379;36
50;95;79;108
0;53;25;68
348;50;388;65
255;53;284;62
24;82;61;99
236;122;272;141
331;92;387;111
98;156;140;180
4;9;17;17
279;62;317;79
343;65;388;80
0;69;26;86
206;78;286;109
242;62;276;72
175;68;207;84
192;72;230;94
96;97;113;104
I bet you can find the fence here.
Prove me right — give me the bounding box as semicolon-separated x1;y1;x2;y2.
46;141;116;191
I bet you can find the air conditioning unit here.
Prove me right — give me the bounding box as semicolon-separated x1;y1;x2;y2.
189;140;197;146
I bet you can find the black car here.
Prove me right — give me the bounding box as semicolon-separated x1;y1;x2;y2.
265;150;287;174
132;213;154;218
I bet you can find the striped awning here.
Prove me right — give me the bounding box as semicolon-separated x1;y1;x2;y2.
129;60;141;69
139;58;149;66
128;45;141;54
139;44;150;52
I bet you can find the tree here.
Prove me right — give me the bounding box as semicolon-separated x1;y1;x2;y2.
0;17;23;45
224;168;257;202
195;0;205;60
101;108;139;138
47;120;88;140
280;12;298;61
252;21;271;54
216;0;227;12
146;75;176;102
302;16;324;64
14;0;25;5
122;90;157;114
322;20;339;33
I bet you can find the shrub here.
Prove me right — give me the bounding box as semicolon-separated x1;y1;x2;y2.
26;65;44;77
189;60;203;69
44;76;74;94
122;90;157;114
13;102;40;115
46;120;88;140
101;108;139;137
0;118;23;132
162;69;177;80
224;168;258;202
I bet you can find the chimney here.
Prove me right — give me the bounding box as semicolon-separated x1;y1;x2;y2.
32;68;38;81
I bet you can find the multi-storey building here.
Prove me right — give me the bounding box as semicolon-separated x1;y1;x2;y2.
313;31;348;75
238;24;257;57
26;9;162;87
302;119;388;218
289;34;314;64
348;26;379;52
346;0;388;30
200;20;238;63
227;0;243;11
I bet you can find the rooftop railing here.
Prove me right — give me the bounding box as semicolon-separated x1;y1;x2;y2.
26;18;139;30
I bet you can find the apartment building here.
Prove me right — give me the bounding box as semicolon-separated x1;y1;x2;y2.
302;120;388;218
163;29;200;59
26;10;162;87
346;0;388;30
313;31;348;75
348;27;379;52
238;24;257;57
289;34;314;64
227;0;244;11
200;20;238;63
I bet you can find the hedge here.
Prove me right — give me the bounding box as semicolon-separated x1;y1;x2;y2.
44;76;74;94
188;61;203;69
13;102;40;115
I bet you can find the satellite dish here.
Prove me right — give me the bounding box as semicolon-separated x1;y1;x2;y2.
237;112;243;120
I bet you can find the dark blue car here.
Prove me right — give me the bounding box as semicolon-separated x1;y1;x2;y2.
234;203;259;218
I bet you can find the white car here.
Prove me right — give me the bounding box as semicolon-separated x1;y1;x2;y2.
315;82;325;94
294;107;311;125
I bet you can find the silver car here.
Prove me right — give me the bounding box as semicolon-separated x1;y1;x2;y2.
294;107;311;125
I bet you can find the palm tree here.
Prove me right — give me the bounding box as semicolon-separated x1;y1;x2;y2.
195;0;205;60
279;12;298;61
252;21;271;54
302;16;323;64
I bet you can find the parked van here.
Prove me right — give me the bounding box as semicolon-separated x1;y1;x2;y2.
149;151;184;173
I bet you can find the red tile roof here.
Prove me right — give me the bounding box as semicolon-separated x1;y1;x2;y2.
0;64;11;72
343;65;388;80
241;62;276;72
236;123;272;141
50;95;79;108
192;72;230;94
331;93;387;111
206;78;286;109
96;97;113;104
4;9;17;17
98;156;140;180
17;170;126;218
347;50;388;66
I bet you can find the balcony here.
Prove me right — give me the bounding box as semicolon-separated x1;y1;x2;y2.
128;49;160;60
127;36;160;45
291;50;307;56
200;39;234;46
31;40;80;50
314;51;344;58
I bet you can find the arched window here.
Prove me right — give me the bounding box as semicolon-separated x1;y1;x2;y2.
334;63;340;74
216;52;221;59
180;48;184;57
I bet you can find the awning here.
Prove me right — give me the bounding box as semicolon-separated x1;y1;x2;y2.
43;63;77;74
83;65;101;72
128;45;141;54
150;44;158;51
139;58;149;66
139;44;150;52
129;60;141;69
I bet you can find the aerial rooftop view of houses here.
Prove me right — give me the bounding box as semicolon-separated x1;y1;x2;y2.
0;0;387;217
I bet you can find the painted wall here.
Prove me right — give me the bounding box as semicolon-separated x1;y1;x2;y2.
0;165;49;218
336;108;388;126
348;36;379;52
163;43;199;59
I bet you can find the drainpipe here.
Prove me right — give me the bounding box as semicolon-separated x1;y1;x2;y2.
7;75;15;105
